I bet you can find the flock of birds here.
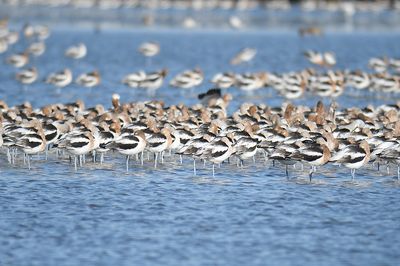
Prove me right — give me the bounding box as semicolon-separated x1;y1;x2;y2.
2;0;397;13
1;91;400;181
1;19;400;101
1;17;400;181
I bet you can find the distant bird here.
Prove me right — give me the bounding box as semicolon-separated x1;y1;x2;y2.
229;16;243;29
23;24;35;39
76;71;100;87
211;72;236;89
182;17;197;28
46;69;73;88
0;38;8;54
304;50;336;67
230;48;257;65
368;57;388;73
65;43;87;59
198;88;222;105
170;68;204;89
122;71;146;88
16;67;38;84
330;140;371;180
32;25;50;40
26;42;46;57
138;42;160;57
123;69;168;91
4;31;19;45
299;27;322;36
6;52;29;68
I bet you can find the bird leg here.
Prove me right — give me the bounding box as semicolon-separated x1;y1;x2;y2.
212;163;215;177
126;155;130;172
27;154;31;170
7;148;11;164
351;168;355;180
74;156;77;171
285;165;289;180
193;159;196;176
309;166;316;182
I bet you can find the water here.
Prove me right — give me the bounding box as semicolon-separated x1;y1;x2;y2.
1;23;400;266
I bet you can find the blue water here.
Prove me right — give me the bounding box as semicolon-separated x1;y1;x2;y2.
1;26;400;266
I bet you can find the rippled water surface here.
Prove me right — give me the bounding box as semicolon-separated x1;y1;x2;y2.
1;26;400;266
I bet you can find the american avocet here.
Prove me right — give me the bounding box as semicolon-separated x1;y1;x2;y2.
56;131;95;171
147;127;172;168
14;120;46;169
139;69;168;91
201;135;235;176
236;72;267;91
389;58;400;73
299;27;322;36
108;130;146;171
346;70;370;90
170;68;204;89
76;71;101;87
16;67;38;85
138;42;160;57
26;41;46;57
5;31;19;45
304;50;336;67
211;72;236;89
65;43;87;59
293;138;331;181
230;48;256;65
198;88;222;106
368;57;387;73
46;69;73;88
0;38;8;54
330;140;371;180
6;52;29;68
122;70;146;88
234;128;260;166
229;16;243;29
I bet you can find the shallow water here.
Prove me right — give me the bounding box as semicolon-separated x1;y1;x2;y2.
1;26;400;266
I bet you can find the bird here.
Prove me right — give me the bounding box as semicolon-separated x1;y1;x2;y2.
138;42;160;57
330;140;371;180
56;131;95;171
107;130;146;171
13;120;47;169
170;68;204;89
65;43;87;59
139;69;168;91
6;52;29;68
0;37;8;54
147;127;172;168
16;67;38;85
121;70;146;88
368;57;388;73
230;48;257;65
236;72;267;91
46;69;73;88
201;135;235;176
293;138;331;182
198;88;222;106
26;42;46;57
299;27;323;36
304;50;336;67
76;71;101;87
